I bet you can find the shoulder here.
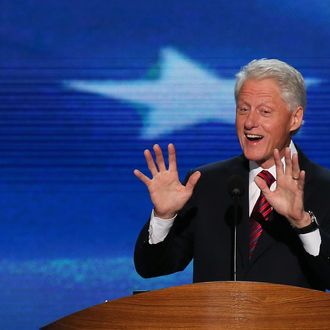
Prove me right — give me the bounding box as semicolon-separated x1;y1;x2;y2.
298;151;330;226
191;154;248;179
299;150;330;187
183;155;248;204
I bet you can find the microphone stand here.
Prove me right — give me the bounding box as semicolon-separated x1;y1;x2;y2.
228;175;244;282
232;190;240;281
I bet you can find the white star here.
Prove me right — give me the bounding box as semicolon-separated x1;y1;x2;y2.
65;48;320;139
65;47;236;139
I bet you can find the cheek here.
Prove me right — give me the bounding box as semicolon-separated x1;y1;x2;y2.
235;117;244;131
264;122;290;144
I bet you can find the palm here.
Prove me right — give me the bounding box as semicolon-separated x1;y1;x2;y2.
134;144;201;219
265;177;304;221
255;148;306;226
148;170;193;216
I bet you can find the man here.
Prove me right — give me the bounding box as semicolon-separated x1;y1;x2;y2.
133;59;330;290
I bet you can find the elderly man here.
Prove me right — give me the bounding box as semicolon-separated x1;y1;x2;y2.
133;59;330;290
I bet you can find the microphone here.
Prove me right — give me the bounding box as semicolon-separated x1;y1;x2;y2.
227;175;245;281
228;174;245;199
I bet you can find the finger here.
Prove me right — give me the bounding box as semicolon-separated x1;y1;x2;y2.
153;144;166;171
297;170;305;191
185;171;201;192
274;148;284;179
284;147;292;177
133;169;151;186
144;149;158;176
292;152;301;180
168;143;178;172
255;175;271;198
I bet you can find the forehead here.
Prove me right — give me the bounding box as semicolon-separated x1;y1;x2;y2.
237;78;282;102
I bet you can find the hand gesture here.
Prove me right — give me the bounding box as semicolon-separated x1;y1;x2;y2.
255;148;311;228
134;143;201;219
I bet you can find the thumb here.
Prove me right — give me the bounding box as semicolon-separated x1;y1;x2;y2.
254;175;271;197
186;171;201;192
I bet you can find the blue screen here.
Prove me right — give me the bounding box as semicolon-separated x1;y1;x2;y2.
1;1;330;328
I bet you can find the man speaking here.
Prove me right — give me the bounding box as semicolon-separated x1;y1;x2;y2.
133;59;330;290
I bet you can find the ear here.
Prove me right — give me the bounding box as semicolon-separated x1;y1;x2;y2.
289;106;304;133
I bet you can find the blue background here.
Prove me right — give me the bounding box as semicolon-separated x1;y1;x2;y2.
1;1;330;328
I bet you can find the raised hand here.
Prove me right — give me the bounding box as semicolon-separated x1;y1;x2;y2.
254;148;311;228
134;143;201;219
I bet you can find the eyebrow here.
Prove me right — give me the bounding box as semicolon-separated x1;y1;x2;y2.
237;100;274;107
257;102;274;107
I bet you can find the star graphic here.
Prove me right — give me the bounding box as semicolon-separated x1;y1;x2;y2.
65;48;236;139
65;48;320;139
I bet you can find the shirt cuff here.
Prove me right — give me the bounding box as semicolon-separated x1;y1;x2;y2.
299;229;321;256
148;209;177;244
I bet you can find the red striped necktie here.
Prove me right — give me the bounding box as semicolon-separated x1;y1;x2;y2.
249;170;276;259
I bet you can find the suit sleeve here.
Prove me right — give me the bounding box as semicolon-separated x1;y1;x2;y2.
299;161;330;290
134;210;195;278
302;192;330;290
303;228;330;289
134;171;197;278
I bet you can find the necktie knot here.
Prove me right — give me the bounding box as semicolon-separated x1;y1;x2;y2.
257;170;275;188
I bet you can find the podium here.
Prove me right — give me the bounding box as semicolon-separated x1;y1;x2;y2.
42;281;330;329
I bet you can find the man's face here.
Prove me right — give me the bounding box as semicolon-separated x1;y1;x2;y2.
235;78;303;168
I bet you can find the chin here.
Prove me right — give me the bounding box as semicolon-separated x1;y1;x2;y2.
243;150;268;163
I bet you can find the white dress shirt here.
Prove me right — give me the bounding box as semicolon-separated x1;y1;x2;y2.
148;142;321;256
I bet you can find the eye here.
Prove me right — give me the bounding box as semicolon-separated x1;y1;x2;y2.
237;106;249;114
260;108;272;116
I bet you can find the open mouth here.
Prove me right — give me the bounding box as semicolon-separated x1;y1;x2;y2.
245;133;263;142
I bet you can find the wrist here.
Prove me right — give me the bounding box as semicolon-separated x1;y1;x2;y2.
293;210;319;234
292;211;312;229
154;209;176;220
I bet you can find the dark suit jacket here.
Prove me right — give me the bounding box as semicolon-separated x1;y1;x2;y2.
134;150;330;290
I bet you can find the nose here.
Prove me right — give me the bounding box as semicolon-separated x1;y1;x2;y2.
244;109;259;130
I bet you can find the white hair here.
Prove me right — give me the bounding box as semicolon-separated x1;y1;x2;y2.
235;59;306;112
